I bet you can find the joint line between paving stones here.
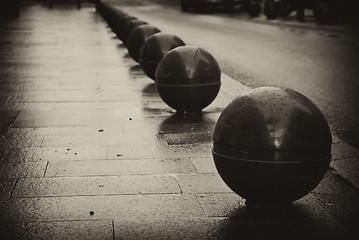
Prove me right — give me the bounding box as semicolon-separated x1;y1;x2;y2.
173;175;184;194
6;219;114;224
43;161;49;177
308;193;335;218
328;168;359;196
12;192;186;199
193;193;207;217
105;146;108;160
307;192;357;237
112;219;115;240
9;178;19;200
4;110;21;134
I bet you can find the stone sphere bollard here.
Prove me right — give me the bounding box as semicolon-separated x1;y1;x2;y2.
110;12;128;32
114;14;137;39
95;0;103;13
127;25;161;63
140;33;185;81
98;3;111;17
212;87;332;208
120;19;148;45
104;7;122;28
155;46;221;112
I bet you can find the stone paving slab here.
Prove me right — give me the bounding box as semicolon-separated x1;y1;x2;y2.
0;120;12;134
191;157;219;174
0;1;359;239
7;126;123;136
0;179;16;203
0;194;205;222
0;132;43;149
107;144;213;160
197;193;330;218
13;175;181;197
0;161;47;179
6;147;108;162
114;216;354;240
176;174;232;193
45;158;196;177
0;219;114;240
42;133;163;147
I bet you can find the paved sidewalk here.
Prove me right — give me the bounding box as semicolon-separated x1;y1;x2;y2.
0;1;358;239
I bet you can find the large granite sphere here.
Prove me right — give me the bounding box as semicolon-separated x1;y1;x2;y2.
127;25;161;62
213;87;332;208
155;46;221;112
140;33;185;80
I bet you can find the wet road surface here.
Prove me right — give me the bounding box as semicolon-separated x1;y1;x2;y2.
115;0;359;149
0;1;359;239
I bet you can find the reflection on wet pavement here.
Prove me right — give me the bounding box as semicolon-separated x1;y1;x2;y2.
0;1;358;239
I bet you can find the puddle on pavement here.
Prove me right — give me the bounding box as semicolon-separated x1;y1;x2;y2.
158;112;217;145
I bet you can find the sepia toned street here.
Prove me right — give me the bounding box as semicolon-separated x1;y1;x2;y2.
1;1;359;239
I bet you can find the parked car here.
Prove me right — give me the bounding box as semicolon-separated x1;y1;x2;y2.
263;0;358;24
180;0;262;17
263;0;314;19
181;0;221;12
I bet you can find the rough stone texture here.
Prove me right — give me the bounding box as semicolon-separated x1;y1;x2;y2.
0;1;358;239
0;220;113;240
